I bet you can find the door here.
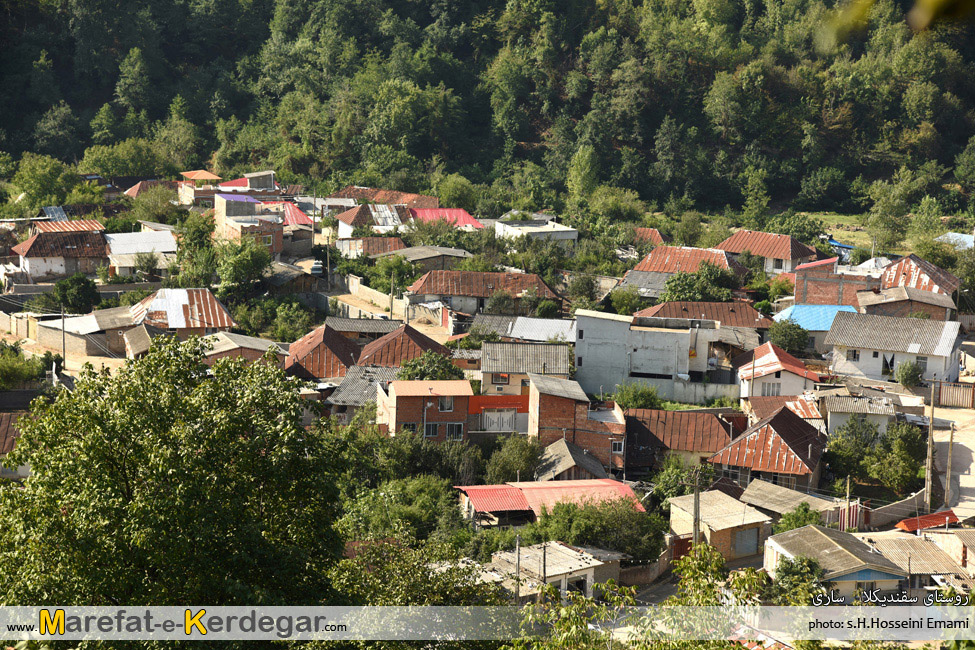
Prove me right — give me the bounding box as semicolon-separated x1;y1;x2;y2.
733;527;759;557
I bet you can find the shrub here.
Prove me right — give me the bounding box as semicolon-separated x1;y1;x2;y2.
895;361;923;388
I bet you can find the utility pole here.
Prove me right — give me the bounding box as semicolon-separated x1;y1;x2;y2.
946;422;955;508
692;472;700;546
325;246;331;292
389;269;395;317
926;379;937;513
60;304;65;362
845;475;851;531
514;535;521;603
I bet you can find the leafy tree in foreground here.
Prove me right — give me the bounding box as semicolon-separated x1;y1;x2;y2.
773;502;824;533
53;272;100;313
397;350;464;381
768;318;809;355
0;338;342;605
485;435;541;484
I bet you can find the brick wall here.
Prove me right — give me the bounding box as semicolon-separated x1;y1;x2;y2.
388;394;471;442
530;388;625;471
794;267;879;306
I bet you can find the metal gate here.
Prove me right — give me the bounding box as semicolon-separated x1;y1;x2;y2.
939;381;975;408
482;409;517;431
673;535;693;561
733;527;759;557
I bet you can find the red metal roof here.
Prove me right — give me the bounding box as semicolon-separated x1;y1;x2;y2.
737;342;821;382
895;510;958;532
124;180;179;198
408;270;559;300
218;177;248;188
795;257;838;271
356;324;449;367
509;479;645;516
716;230;817;261
284;324;360;379
409;208;482;229
457;485;531;513
625;409;732;455
468;394;529;414
130;288;237;330
330;186;439;209
259;202;314;226
633;227;669;245
881;254;960;295
634;301;772;328
707;407;825;476
33;219;105;233
631;246;746;275
337;236;406;256
747;394;822;421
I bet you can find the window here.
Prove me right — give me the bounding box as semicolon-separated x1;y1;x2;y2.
438;396;454;412
492;373;509;385
807;336;816;350
872;351;879;358
761;382;781;397
577;356;583;367
855;582;876;595
773;258;783;270
774;371;781;379
424;423;438;438
916;356;928;374
401;423;417;434
445;423;464;442
882;353;896;376
578;330;584;340
612;440;624;454
846;349;860;362
521;378;530;388
262;235;273;247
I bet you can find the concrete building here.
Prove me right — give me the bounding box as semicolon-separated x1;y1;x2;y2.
495;219;578;246
370;245;473;272
213;194;285;257
669;490;772;560
573;310;740;404
820;394;896;435
484;542;619;601
824;312;962;382
406;270;560;315
735;342;822;399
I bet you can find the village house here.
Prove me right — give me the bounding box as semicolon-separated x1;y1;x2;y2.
123;324;171;359
635;301;772;352
11;231;108;281
742;393;824;432
860;533;975;595
772;304;858;354
130;288;237;337
200;332;288;368
177;170;292;207
716;230;818;274
825;312;962;382
409;208;483;231
332;204;409;239
323;317;403;346
284;324;361;380
495;219;578;246
105;231;178;278
355;324;450;368
765;526;906;599
623;409;734;475
468;314;577;343
527;374;626;475
455;479;644;528
619;246;747;300
482;542;623;601
707;407;826;491
325;365;399;424
633;227;670;246
573;310;740;404
405;270;561;315
29;218;105;237
212;194;285;257
480;342;572;395
265;262;326;296
376;379;473;441
335;236;406;259
880;253;960;296
328;186;439;210
735;342;822;398
668;490;772;561
791;257;880;308
370;245;473;272
820;394;896;434
739;479;843;524
535;438;610;481
856;286;957;321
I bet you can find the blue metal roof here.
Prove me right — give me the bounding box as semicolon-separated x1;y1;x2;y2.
937;232;974;250
774;304;858;332
827;238;855;249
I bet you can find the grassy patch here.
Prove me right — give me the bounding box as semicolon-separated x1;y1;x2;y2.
800;211;911;256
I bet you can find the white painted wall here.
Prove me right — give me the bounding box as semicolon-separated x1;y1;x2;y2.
830;345;959;382
739;371;816;398
23;257;65;279
826;411;892;435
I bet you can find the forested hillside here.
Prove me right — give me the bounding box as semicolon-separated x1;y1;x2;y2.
3;0;975;221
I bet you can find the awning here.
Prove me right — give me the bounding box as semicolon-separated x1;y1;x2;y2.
895;510;958;532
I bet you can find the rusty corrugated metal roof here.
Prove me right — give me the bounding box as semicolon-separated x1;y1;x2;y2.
33;219;105;233
716;230;817;261
12;231;108;258
356;324;449;367
130;288;236;330
708;407;824;476
630;246;746;275
880;254;960;295
408;270;559;300
625;409;732;457
634;301;772;328
330;186;439;209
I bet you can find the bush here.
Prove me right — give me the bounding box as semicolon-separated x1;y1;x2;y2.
612;382;661;410
609;285;642;315
754;300;772;315
895;361;923;388
768;319;809;355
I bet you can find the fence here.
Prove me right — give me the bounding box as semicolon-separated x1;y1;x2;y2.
346;275;408;318
936;381;975;408
867;487;927;529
